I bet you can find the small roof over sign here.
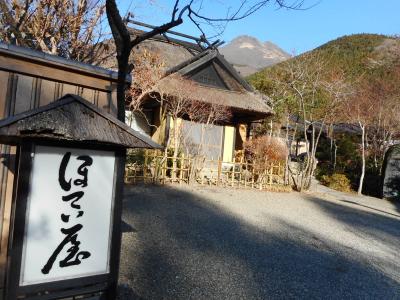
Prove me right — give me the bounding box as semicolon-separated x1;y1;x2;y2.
0;94;162;149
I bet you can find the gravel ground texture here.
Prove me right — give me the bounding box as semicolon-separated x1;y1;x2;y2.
117;183;400;300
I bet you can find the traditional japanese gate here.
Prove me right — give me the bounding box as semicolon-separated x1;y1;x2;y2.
0;95;160;299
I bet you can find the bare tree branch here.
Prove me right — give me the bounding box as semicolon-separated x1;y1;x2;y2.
105;0;313;121
0;0;105;61
130;18;183;48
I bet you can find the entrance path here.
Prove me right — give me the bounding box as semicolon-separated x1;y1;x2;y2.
118;184;400;299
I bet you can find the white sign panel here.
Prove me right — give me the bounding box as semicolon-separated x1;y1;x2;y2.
20;145;116;286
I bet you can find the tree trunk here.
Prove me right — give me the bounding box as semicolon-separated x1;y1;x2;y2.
299;127;314;191
329;125;334;167
172;117;179;180
269;120;273;137
333;141;337;171
116;58;129;121
284;115;290;185
358;125;366;195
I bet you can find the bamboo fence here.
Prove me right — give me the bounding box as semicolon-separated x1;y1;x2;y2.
125;150;288;191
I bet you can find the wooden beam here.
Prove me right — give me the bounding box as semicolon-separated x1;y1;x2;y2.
0;55;114;92
127;20;203;43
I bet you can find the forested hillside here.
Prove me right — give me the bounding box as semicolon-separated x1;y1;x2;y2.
247;34;400;195
248;34;400;96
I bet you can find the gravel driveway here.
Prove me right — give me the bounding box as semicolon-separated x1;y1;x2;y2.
118;184;400;299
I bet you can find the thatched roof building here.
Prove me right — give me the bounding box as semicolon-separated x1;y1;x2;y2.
125;28;273;123
124;28;273;161
155;48;272;123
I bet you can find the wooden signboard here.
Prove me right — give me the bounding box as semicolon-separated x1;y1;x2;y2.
7;143;125;299
21;146;115;285
0;95;161;299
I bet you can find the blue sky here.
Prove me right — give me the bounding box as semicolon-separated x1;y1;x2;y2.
116;0;400;54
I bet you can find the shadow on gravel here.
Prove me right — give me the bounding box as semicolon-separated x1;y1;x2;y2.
121;220;137;233
118;185;399;300
305;196;400;250
339;199;400;218
117;283;145;300
390;199;400;214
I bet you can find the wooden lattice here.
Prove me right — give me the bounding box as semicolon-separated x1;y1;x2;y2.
125;150;289;191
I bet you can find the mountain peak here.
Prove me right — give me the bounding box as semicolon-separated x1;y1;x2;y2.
230;35;262;43
220;35;290;76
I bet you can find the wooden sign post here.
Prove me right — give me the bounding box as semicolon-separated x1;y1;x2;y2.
0;95;161;300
